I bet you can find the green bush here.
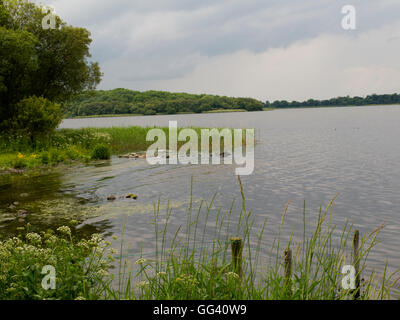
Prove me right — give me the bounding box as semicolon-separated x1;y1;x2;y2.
91;144;111;160
0;227;112;300
40;152;49;165
49;150;62;164
11;157;27;169
10;96;62;141
65;147;80;161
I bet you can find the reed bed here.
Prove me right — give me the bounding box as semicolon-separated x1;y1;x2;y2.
100;177;400;300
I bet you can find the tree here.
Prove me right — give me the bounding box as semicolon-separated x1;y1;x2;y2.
64;89;267;117
10;96;62;141
0;0;9;26
0;0;102;130
0;25;38;121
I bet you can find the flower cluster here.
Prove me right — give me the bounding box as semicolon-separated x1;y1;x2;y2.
175;274;200;287
0;228;112;300
136;281;149;289
135;258;147;265
56;226;72;236
225;272;240;280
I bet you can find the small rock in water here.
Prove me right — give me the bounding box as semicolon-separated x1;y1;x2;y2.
119;152;145;159
107;195;116;201
8;204;16;210
20;193;29;198
13;201;19;206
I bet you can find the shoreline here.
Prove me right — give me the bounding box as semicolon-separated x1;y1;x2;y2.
66;108;274;119
0;126;243;174
65;104;400;119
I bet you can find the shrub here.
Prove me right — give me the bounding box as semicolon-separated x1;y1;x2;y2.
65;147;80;161
49;149;62;163
11;153;27;169
0;227;112;300
10;96;62;141
40;152;49;165
91;144;111;160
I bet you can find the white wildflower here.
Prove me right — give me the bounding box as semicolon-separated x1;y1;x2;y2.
135;258;147;265
136;281;149;289
57;226;71;236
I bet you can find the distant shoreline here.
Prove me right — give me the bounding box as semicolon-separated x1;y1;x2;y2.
66;108;274;119
65;104;399;119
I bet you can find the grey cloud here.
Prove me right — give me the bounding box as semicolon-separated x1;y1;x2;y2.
33;0;400;98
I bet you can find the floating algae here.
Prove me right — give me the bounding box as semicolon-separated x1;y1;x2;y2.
0;197;105;239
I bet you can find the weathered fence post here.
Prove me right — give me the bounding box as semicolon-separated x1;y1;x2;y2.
284;247;292;295
231;237;243;278
353;229;361;299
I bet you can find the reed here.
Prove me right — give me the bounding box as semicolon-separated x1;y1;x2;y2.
100;177;400;300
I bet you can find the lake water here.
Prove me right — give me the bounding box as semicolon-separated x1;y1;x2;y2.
2;105;400;286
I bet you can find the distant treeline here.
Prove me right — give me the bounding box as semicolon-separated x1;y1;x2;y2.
266;93;400;108
65;89;264;117
65;90;400;117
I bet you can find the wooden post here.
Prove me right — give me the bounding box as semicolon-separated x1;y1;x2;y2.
353;229;361;299
284;247;292;294
231;237;243;278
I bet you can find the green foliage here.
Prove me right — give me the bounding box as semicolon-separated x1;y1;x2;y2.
0;1;10;26
91;144;111;160
269;93;400;108
0;0;102;131
9;96;62;140
40;151;49;164
65;88;264;117
0;178;397;300
0;25;38;122
0;226;112;300
0;126;238;171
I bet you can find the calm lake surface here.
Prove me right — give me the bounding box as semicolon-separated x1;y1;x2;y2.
1;105;400;281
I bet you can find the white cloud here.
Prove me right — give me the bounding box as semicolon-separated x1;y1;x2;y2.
129;22;400;101
32;0;400;100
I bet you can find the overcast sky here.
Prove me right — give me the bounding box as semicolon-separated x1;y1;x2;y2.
35;0;400;101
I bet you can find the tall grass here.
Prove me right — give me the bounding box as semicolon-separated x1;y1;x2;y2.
90;126;245;155
0;126;244;170
101;177;400;300
1;177;398;300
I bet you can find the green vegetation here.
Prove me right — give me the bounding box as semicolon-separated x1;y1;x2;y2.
66;89;400;118
268;93;400;109
0;0;101;137
2;180;398;300
1;0;398;302
0;126;239;171
64;88;264;117
0;225;112;300
0;129;110;171
91;144;111;160
102;181;398;300
9;96;62;142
